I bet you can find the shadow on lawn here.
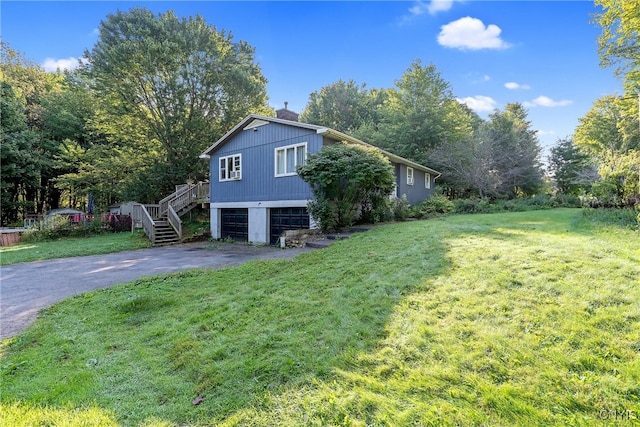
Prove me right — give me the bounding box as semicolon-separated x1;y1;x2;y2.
0;220;452;425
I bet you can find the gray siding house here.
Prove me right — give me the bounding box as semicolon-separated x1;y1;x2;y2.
201;113;440;244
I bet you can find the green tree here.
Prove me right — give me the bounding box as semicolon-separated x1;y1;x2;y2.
548;137;597;195
297;143;395;231
594;0;640;85
84;7;271;200
575;95;640;202
575;95;638;155
300;79;386;132
427;127;497;198
0;82;41;225
485;103;544;198
362;60;475;166
1;42;67;213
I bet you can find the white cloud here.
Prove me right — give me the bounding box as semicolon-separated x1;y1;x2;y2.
537;130;556;136
438;17;511;50
409;0;455;16
524;96;573;108
457;95;497;112
505;82;531;90
43;57;81;72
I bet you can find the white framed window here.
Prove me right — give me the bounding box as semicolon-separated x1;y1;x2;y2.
275;142;307;177
219;154;242;181
425;172;431;189
407;166;414;186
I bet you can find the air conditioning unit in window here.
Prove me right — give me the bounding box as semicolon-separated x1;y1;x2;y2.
230;171;240;179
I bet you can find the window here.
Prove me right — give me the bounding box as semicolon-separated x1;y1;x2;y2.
220;154;242;181
407;166;414;186
275;142;307;177
425;172;431;189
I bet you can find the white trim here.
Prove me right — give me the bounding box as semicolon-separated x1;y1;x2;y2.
243;119;269;131
274;142;307;177
425;172;431;189
219;153;242;182
210;200;311;209
407;166;414;186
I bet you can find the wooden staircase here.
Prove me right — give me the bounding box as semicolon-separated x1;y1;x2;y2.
132;181;209;245
152;219;180;245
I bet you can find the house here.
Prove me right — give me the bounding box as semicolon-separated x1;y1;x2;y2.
200;111;440;244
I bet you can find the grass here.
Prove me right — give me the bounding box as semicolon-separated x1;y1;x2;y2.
1;209;639;426
0;232;152;266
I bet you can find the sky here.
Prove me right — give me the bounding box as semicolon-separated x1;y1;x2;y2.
1;0;624;156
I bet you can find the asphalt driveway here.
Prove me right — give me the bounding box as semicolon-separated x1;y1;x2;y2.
0;241;315;340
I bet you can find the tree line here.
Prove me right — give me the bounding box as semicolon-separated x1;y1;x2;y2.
1;8;271;226
549;0;639;206
2;3;637;226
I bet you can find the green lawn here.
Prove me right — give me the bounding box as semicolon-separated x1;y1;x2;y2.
1;209;639;426
0;232;152;266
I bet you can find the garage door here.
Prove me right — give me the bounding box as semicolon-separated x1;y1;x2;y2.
270;207;310;244
221;208;248;241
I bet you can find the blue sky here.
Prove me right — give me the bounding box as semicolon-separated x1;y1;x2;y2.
1;1;623;155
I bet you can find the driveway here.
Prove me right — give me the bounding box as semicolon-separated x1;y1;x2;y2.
0;241;315;340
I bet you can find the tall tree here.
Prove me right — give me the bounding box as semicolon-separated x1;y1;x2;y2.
0;82;41;225
428;104;543;199
575;96;640;202
84;7;271;200
1;42;68;214
485;103;544;198
548;137;597;195
427;127;496;198
363;60;475;165
594;0;640;85
300;80;385;132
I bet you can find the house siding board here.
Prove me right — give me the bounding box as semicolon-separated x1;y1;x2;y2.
209;122;321;203
396;163;433;205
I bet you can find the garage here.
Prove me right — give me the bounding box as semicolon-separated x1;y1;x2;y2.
220;208;248;241
270;207;310;244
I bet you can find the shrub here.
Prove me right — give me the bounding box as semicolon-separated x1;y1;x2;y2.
552;194;582;208
21;215;127;242
298;143;395;232
107;215;132;232
581;208;639;229
451;194;582;215
415;194;454;218
391;195;411;221
452;198;495;214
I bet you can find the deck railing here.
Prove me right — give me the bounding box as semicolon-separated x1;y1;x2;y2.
159;181;209;216
132;204;159;230
167;204;181;240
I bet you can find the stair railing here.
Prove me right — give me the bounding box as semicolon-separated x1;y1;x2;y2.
134;181;209;244
133;203;156;243
167;204;181;241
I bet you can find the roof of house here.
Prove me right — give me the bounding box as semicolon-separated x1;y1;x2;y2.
201;114;441;177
